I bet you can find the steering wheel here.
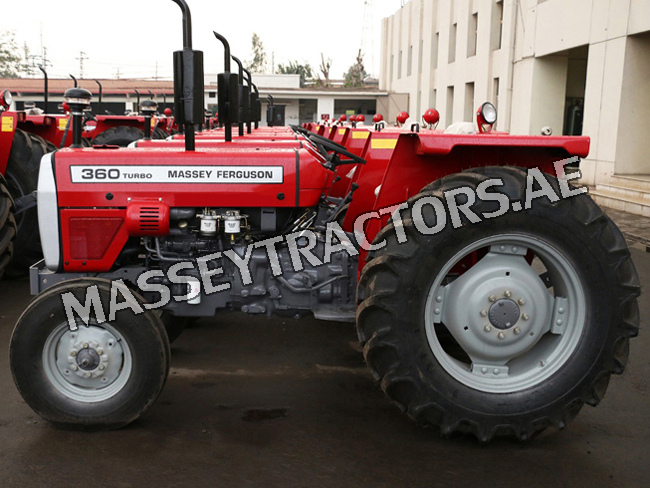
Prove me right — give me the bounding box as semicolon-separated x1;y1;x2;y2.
290;125;365;166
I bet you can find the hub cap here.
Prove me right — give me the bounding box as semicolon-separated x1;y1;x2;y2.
43;321;132;403
425;234;585;393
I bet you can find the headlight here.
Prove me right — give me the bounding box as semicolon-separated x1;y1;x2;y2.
480;102;497;125
1;90;13;109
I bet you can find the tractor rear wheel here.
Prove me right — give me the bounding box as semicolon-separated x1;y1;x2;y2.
356;166;640;441
92;126;144;147
10;278;170;429
0;174;17;280
4;129;55;276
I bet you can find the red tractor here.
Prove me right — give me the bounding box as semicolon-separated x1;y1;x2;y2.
9;0;639;442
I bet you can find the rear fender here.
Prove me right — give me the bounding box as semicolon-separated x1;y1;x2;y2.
354;132;590;272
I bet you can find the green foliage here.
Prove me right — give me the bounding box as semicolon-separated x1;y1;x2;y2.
0;31;26;78
344;49;367;88
247;33;268;74
277;61;313;87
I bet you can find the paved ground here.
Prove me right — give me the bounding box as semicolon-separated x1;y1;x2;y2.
0;236;648;487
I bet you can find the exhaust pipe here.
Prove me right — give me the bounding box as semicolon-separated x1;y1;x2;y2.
214;31;238;143
95;79;103;115
171;0;204;151
39;66;49;113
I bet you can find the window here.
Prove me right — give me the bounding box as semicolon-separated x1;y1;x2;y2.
464;82;475;122
491;0;504;51
417;90;422;120
430;88;437;109
407;45;413;77
446;86;454;127
449;23;457;63
398;50;403;79
432;33;439;69
467;13;478;57
208;91;216;98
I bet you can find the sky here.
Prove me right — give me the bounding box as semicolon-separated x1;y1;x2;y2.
1;0;406;81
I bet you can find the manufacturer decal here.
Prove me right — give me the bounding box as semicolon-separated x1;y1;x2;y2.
70;165;284;184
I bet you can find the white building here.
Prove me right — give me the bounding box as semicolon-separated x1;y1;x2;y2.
380;0;650;215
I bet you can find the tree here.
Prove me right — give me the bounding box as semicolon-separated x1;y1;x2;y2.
0;31;26;78
315;53;332;87
277;61;313;87
344;49;367;88
247;33;268;74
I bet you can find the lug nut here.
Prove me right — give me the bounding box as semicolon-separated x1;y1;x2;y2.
512;247;519;253
513;327;521;335
518;298;525;306
85;372;92;378
83;343;89;349
71;365;78;371
522;314;529;321
98;365;105;370
493;368;501;375
489;295;497;303
434;308;441;315
484;325;492;332
436;296;443;303
497;332;505;340
499;245;506;252
97;349;103;355
504;290;512;298
480;310;487;317
481;367;488;374
70;350;76;357
556;320;563;326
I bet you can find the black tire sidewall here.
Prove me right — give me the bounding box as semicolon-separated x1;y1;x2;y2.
396;208;612;421
10;280;169;428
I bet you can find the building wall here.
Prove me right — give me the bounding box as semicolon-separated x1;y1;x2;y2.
380;0;650;184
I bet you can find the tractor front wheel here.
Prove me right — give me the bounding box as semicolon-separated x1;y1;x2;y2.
356;166;640;441
10;278;170;429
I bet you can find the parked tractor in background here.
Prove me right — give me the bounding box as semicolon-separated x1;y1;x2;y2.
0;74;175;276
8;0;639;442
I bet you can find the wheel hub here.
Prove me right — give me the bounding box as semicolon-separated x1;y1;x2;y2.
489;299;520;330
76;347;100;371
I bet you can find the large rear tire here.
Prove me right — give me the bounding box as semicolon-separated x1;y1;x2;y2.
4;129;55;276
356;166;640;441
0;174;17;280
10;278;170;430
92;126;144;147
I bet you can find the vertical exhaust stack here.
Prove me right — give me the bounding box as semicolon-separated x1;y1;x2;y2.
231;56;249;137
171;0;204;151
267;94;274;126
39;66;49;113
94;80;103;115
70;74;78;87
243;68;255;133
214;32;239;143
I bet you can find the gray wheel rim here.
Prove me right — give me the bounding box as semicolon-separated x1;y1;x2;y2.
424;234;586;393
42;321;133;403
